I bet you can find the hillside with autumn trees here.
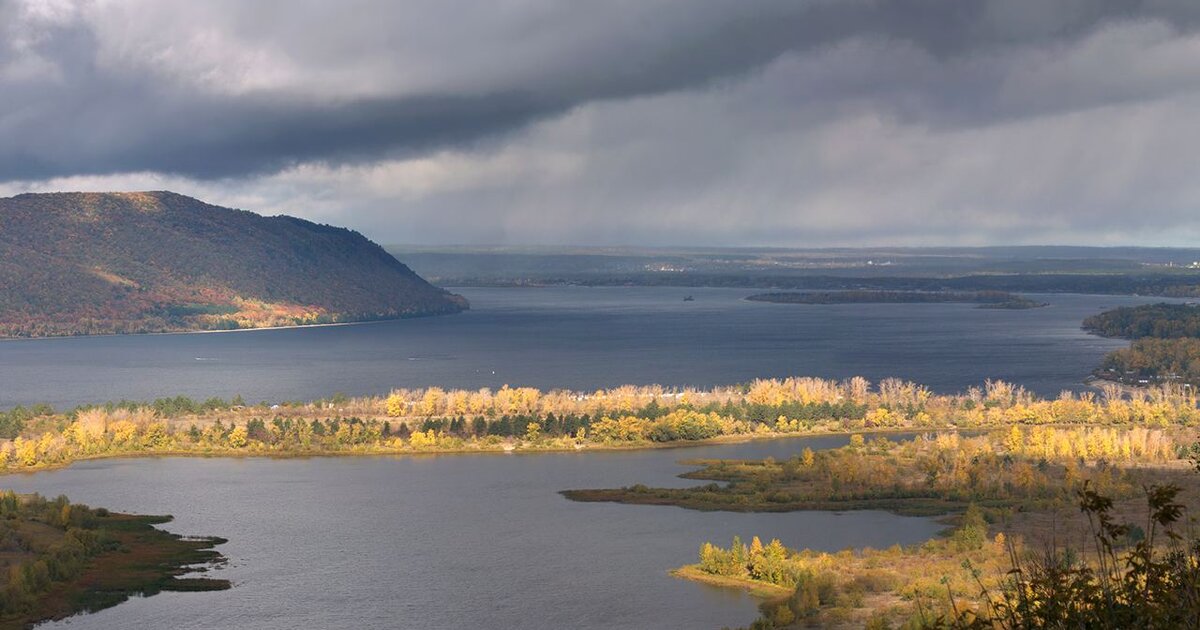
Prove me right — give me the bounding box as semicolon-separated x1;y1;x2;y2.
0;192;467;337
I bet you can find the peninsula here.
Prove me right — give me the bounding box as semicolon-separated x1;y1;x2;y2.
1084;303;1200;386
0;492;228;627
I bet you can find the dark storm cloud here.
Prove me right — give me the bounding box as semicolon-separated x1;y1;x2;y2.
5;0;1200;247
3;0;1200;182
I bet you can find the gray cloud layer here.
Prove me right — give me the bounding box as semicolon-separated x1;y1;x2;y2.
3;0;1200;245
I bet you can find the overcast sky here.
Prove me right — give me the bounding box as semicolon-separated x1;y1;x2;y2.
3;0;1200;247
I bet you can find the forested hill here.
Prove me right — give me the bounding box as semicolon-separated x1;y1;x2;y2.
0;191;467;337
1082;303;1200;339
1082;303;1200;386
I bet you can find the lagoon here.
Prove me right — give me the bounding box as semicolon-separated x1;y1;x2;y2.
7;436;941;629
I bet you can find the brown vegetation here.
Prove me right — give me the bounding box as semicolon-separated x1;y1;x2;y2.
0;491;227;628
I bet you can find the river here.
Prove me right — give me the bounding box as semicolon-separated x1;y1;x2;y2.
0;287;1164;409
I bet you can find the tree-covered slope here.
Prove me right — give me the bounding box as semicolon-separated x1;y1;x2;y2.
1082;303;1200;386
1082;302;1200;339
0;191;466;337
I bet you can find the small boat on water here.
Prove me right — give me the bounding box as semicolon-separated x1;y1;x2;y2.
683;295;694;302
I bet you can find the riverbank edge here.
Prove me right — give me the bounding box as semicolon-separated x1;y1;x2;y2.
670;564;792;599
0;426;971;475
558;486;978;517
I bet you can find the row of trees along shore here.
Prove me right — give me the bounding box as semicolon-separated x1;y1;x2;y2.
0;377;1198;470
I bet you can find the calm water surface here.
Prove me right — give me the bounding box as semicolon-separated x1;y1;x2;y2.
7;437;941;630
0;287;1159;627
0;287;1169;409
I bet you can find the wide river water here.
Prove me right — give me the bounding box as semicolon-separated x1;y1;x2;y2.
7;437;943;629
0;286;1176;628
0;286;1169;409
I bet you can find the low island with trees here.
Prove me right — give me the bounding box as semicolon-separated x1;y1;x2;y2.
746;291;1047;309
0;376;1197;471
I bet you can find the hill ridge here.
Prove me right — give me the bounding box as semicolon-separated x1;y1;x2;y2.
0;191;467;337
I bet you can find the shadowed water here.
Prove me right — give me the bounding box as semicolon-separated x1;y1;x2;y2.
0;287;1167;409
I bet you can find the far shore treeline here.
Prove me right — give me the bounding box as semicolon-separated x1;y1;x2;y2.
745;290;1046;309
0;377;1198;471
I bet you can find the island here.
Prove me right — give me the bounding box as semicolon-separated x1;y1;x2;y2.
0;376;1196;472
0;191;467;338
0;491;228;627
746;290;1047;309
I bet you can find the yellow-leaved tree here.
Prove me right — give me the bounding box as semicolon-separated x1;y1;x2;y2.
228;426;248;448
385;391;407;417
